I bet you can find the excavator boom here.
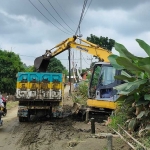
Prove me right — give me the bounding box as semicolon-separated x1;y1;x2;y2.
34;36;112;72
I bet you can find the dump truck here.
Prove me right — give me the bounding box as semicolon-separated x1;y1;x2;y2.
15;72;65;122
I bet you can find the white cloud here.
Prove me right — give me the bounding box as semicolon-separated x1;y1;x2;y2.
0;0;150;70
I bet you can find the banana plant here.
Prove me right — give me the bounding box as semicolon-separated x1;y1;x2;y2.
108;39;150;134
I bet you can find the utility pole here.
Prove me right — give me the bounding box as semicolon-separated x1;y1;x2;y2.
68;48;71;95
79;26;82;74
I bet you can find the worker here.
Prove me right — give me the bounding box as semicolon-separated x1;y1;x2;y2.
0;95;4;125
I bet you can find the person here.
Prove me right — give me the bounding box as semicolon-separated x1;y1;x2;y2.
2;95;7;116
2;96;7;108
0;95;4;125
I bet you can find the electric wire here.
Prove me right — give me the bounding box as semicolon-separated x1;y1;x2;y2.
81;53;90;65
19;55;36;58
38;0;73;34
47;0;75;33
55;0;76;25
28;0;70;35
75;0;88;36
19;54;82;60
82;0;93;20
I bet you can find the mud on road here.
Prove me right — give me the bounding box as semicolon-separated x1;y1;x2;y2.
0;86;131;150
0;106;131;150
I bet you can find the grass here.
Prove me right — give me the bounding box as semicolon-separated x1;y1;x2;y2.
7;101;18;110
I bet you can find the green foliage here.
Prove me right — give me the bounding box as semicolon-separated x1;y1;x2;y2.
108;39;150;135
110;111;127;129
87;34;115;61
24;64;36;72
47;57;68;76
87;34;115;51
72;81;88;105
0;50;25;94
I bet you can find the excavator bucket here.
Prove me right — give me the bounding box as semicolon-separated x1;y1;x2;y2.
34;56;50;72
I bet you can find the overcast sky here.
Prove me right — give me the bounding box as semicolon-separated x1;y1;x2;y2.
0;0;150;70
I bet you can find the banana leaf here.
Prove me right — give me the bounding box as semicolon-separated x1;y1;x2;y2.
115;75;136;82
136;39;150;57
138;57;150;66
121;70;132;78
108;54;124;70
124;95;135;105
116;57;143;72
115;42;142;60
116;95;127;102
139;65;150;76
114;79;147;91
144;94;150;101
113;82;129;91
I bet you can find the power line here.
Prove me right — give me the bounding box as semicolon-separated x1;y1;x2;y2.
82;0;93;20
75;0;88;35
28;0;70;35
47;0;75;33
19;54;36;58
81;53;90;65
38;0;73;34
19;54;83;60
55;0;76;26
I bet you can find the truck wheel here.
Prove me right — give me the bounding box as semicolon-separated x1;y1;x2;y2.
19;117;24;122
24;117;29;122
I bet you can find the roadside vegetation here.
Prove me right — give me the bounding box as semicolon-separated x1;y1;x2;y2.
72;80;89;105
108;39;150;147
0;50;68;95
7;101;18;110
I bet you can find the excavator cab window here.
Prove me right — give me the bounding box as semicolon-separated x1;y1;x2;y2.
99;66;116;86
89;65;101;98
89;63;120;101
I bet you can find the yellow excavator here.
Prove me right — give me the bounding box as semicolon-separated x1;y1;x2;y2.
34;35;121;115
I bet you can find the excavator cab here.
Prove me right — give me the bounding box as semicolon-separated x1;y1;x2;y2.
88;62;121;110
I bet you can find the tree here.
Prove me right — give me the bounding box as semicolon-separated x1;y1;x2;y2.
47;57;68;76
87;34;115;51
86;34;115;65
23;64;36;72
0;50;25;94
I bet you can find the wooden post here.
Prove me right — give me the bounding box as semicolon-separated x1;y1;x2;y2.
107;134;113;150
91;118;95;134
85;110;89;122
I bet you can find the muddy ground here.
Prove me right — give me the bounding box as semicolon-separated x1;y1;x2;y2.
0;86;131;150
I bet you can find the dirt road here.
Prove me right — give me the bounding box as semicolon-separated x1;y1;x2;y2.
0;86;131;150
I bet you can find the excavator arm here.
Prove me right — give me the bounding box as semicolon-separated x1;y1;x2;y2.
34;36;112;72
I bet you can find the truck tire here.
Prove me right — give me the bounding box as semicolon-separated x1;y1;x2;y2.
19;117;24;122
19;117;29;122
